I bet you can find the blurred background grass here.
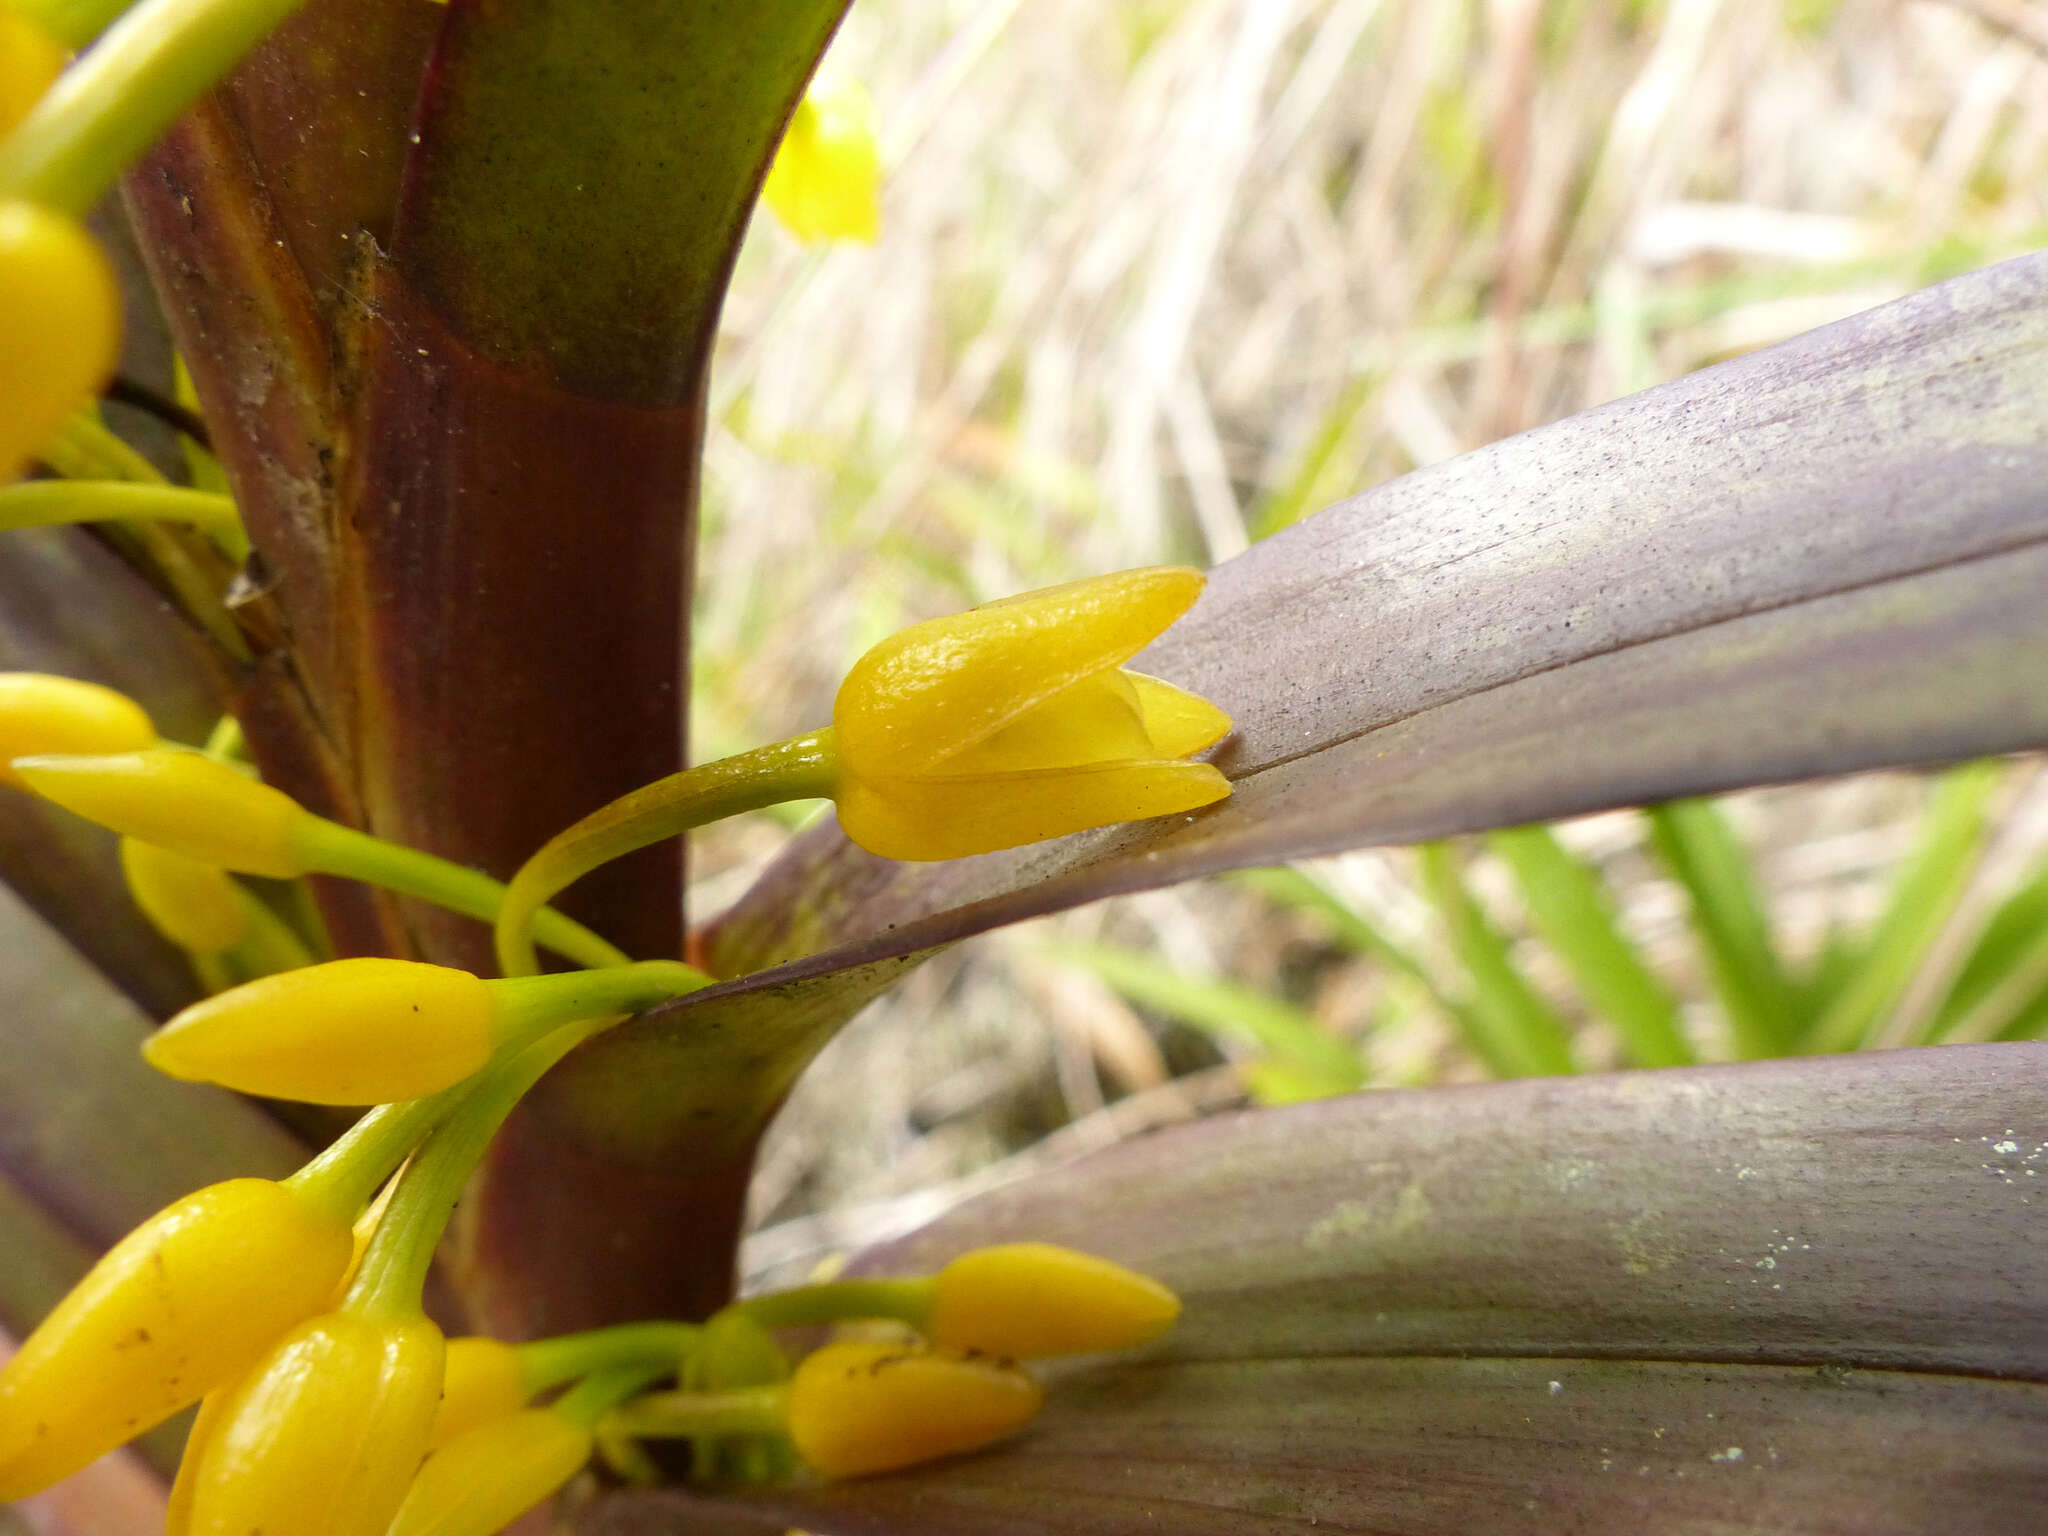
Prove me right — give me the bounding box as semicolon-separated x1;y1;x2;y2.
681;0;2048;1286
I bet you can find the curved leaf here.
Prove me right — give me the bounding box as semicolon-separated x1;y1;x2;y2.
609;1042;2048;1533
553;254;2048;1170
696;250;2048;991
0;880;305;1257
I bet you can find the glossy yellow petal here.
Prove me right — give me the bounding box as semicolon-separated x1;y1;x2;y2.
429;1338;530;1450
12;748;312;877
0;673;154;789
835;567;1205;777
1126;670;1233;760
144;958;497;1105
785;1342;1043;1479
762;77;880;244
119;838;246;954
389;1409;592;1536
942;668;1154;775
187;1311;445;1536
0;200;119;485
0;14;66;138
837;757;1229;862
928;1243;1180;1358
0;1179;353;1498
163;1391;229;1536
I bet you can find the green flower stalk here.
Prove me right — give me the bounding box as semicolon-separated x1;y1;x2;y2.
428;1322;700;1450
493;567;1232;976
12;747;635;969
0;0;311;214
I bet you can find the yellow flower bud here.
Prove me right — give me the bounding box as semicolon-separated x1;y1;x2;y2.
927;1243;1180;1358
143;957;498;1105
0;13;67;138
783;1341;1044;1480
763;75;880;244
164;1390;228;1536
0;1178;354;1499
0;200;119;485
389;1408;593;1536
12;747;311;877
119;837;246;954
429;1337;530;1450
184;1311;445;1536
832;568;1232;860
0;673;154;789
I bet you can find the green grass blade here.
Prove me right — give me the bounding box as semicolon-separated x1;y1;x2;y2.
1233;866;1431;980
1235;865;1519;1075
1926;864;2048;1044
1787;925;1863;1024
1488;824;1693;1068
1805;760;2004;1051
1051;941;1366;1096
1416;842;1578;1079
1644;799;1798;1058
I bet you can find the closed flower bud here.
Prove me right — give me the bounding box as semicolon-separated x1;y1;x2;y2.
0;200;119;485
763;76;880;244
185;1311;445;1536
784;1341;1044;1480
163;1391;229;1536
927;1243;1180;1358
141;958;696;1105
12;748;310;876
119;837;246;954
832;567;1232;861
388;1409;593;1536
0;673;154;789
1;14;66;138
429;1337;530;1450
144;958;496;1105
0;1178;354;1498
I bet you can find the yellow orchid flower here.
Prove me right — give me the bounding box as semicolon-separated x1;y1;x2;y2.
494;565;1230;973
831;566;1232;860
763;74;880;244
925;1242;1181;1358
733;1240;1180;1358
118;837;247;955
0;1178;355;1498
428;1337;531;1450
0;199;118;484
390;1409;594;1536
180;1310;446;1536
0;672;154;789
141;957;702;1105
782;1340;1044;1479
0;12;65;141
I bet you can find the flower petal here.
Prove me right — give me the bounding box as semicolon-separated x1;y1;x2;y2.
835;568;1205;777
942;670;1153;775
1125;671;1233;759
836;759;1229;862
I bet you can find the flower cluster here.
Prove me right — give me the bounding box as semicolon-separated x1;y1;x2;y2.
3;12;1223;1525
0;554;1218;1525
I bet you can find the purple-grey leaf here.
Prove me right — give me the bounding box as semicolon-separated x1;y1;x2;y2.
694;251;2048;994
0;880;305;1261
557;253;2048;1168
596;1042;2048;1534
